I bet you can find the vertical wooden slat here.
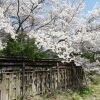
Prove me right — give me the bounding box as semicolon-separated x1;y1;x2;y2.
64;67;67;90
57;62;60;90
49;67;52;92
21;62;25;100
0;90;1;100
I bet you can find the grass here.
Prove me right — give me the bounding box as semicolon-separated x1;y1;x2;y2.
30;72;100;100
32;85;100;100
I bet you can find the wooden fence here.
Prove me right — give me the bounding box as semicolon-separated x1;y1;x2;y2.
0;56;85;100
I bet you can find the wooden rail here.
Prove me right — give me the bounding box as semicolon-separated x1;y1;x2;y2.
0;56;85;100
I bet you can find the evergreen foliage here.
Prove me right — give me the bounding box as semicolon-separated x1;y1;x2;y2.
0;32;48;59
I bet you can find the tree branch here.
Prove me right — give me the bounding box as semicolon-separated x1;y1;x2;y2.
35;17;56;30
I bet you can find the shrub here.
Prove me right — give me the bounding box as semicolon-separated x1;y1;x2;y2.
0;32;48;59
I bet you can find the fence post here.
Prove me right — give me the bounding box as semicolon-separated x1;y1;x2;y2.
49;67;52;92
20;62;25;100
57;62;60;90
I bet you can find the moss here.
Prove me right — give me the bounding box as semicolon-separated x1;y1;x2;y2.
72;93;82;100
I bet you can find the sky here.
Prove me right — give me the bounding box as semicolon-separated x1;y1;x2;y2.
84;0;100;12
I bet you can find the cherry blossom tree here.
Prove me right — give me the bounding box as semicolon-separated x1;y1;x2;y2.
0;0;56;33
28;0;86;61
28;1;100;66
0;7;15;49
0;0;100;67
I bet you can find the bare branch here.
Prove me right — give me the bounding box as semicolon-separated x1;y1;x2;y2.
3;4;11;15
16;0;41;33
87;25;100;32
68;0;84;23
35;17;56;30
